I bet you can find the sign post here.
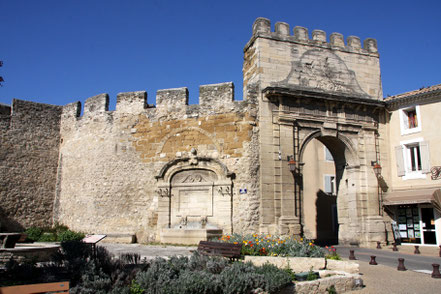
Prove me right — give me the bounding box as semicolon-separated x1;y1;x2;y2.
82;234;107;258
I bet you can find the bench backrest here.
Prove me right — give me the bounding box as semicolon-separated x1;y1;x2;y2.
198;241;242;258
0;281;69;294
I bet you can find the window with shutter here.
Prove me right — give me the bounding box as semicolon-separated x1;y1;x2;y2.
399;105;421;135
397;139;430;180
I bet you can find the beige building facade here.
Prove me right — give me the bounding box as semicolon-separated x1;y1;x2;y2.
382;85;441;246
1;18;440;247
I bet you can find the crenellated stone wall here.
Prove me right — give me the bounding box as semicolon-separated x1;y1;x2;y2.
0;100;62;231
55;82;260;243
1;18;396;246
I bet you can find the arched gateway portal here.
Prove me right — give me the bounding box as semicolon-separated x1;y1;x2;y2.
300;133;360;245
261;88;388;246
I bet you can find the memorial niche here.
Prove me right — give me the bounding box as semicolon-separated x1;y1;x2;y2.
170;169;217;227
155;155;233;244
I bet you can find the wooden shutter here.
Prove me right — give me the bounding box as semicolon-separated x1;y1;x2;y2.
401;110;409;130
395;145;405;177
420;141;431;174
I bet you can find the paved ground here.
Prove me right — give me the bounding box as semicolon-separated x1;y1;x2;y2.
337;245;441;294
347;261;441;294
336;245;441;272
99;242;441;294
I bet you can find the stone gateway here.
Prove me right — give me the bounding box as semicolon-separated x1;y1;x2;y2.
3;18;439;247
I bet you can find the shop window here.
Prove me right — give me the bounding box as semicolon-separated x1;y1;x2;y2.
324;175;335;195
396;205;421;244
399;105;421;135
395;139;430;179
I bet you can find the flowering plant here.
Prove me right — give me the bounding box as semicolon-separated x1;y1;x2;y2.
217;233;325;257
324;245;341;260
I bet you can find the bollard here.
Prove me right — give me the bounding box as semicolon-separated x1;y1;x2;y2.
432;264;441;279
369;256;378;265
349;249;356;260
414;245;420;254
376;241;382;249
397;258;406;271
392;243;398;251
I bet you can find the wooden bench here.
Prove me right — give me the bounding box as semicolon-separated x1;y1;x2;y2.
197;241;242;261
0;281;69;294
0;233;22;249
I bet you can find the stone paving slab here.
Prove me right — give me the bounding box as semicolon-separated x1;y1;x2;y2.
347;261;441;294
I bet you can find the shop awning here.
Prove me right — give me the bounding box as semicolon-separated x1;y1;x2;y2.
383;188;441;213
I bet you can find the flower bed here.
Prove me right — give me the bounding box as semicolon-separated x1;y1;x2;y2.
1;241;295;294
217;234;326;258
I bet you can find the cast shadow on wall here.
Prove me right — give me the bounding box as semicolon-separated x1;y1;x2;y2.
0;207;25;232
315;190;338;246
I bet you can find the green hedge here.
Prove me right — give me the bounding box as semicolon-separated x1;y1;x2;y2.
24;225;85;242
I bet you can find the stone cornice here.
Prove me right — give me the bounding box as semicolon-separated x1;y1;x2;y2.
263;86;385;108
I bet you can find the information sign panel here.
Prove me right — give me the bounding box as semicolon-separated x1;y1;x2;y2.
82;234;107;244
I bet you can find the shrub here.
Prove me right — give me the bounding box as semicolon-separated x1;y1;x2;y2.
306;267;319;281
70;261;113;294
2;245;293;293
24;226;43;241
133;252;291;294
24;225;84;242
255;263;293;292
38;233;57;242
57;230;85;242
130;280;145;294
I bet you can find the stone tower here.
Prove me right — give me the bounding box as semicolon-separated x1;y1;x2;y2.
243;17;387;246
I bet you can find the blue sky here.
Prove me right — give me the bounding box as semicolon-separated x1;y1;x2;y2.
1;0;440;108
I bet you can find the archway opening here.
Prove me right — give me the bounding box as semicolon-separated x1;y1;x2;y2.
301;135;348;245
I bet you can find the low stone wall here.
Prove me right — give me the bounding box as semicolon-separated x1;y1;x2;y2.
292;271;363;294
244;256;362;294
244;256;359;273
326;259;359;274
101;234;136;244
0;243;60;264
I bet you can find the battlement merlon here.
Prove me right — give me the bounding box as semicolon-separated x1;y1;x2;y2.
156;87;189;111
117;91;148;113
199;82;234;108
84;93;109;116
245;17;378;55
61;82;239;120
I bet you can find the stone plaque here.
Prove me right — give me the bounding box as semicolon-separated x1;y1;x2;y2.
177;188;213;217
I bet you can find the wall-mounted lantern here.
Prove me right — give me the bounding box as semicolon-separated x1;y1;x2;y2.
371;161;382;178
288;156;297;172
